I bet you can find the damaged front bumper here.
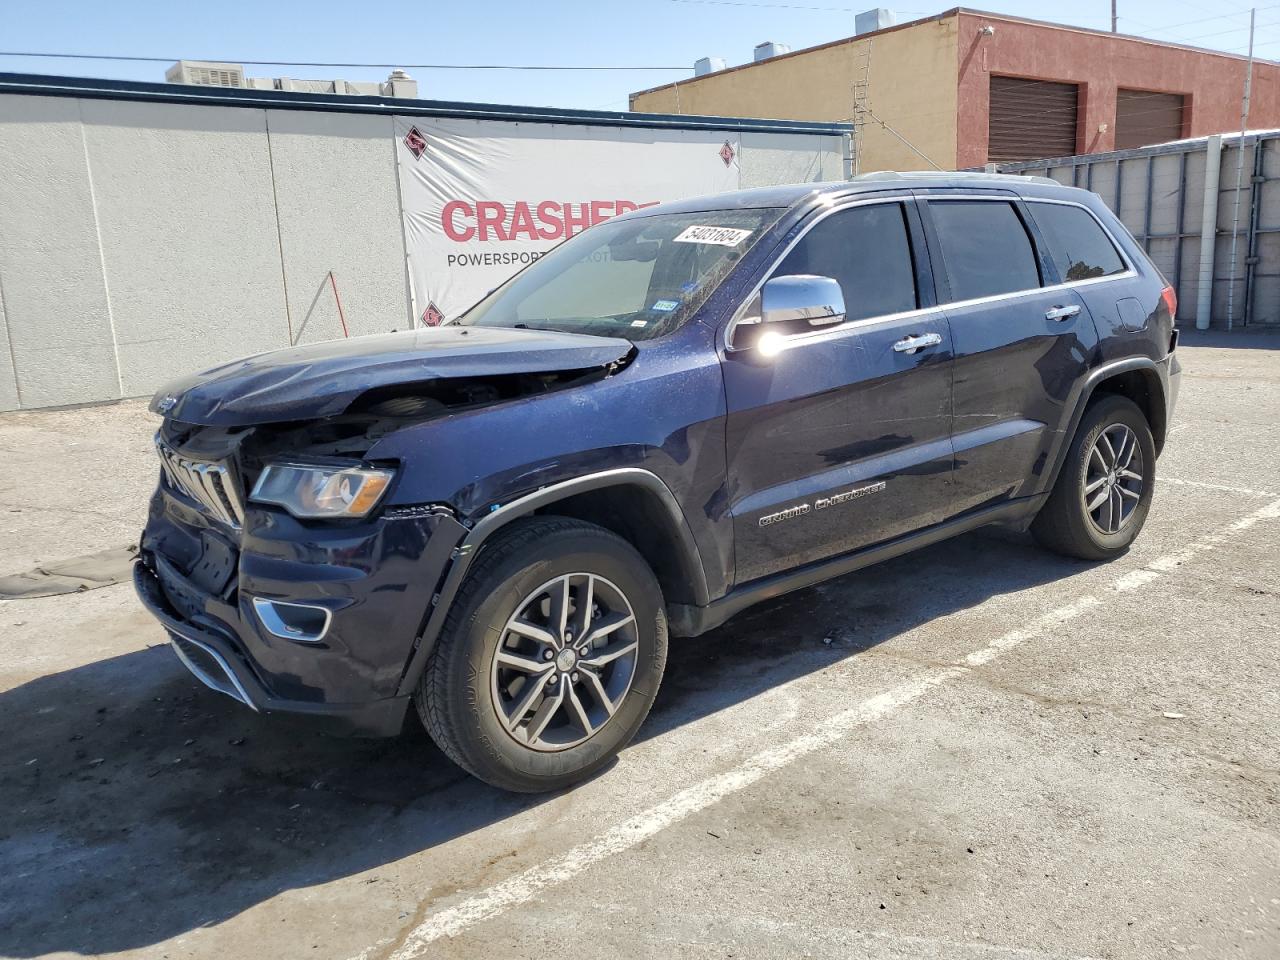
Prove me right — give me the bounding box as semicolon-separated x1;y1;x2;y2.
135;481;466;737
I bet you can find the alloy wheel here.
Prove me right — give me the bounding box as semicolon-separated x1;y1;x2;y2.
1083;422;1144;535
490;573;639;751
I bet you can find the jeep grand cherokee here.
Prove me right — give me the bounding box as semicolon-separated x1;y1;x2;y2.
136;173;1180;792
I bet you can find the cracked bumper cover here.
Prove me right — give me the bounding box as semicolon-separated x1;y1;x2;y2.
135;483;467;737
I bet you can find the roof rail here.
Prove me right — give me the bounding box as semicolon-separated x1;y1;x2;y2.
852;170;1061;187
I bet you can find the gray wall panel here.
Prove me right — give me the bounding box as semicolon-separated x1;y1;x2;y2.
265;110;410;345
1147;154;1182;235
0;95;119;407
0;273;18;411
80;99;289;397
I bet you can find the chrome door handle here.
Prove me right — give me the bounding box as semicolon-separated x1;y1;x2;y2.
893;332;943;354
1046;304;1082;321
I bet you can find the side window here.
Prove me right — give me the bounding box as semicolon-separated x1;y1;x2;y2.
930;200;1041;301
1029;202;1127;282
773;202;918;323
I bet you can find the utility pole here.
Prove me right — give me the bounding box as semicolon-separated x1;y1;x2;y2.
1111;0;1117;33
1242;8;1256;137
1226;7;1256;331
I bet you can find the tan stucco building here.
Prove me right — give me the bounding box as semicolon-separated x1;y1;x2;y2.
631;8;1280;172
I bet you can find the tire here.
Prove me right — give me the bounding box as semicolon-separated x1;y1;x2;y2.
1032;394;1156;561
416;516;667;792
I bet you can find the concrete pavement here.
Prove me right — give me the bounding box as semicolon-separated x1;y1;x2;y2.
1;331;1278;960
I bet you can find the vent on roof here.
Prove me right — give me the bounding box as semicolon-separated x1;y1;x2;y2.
695;56;727;76
165;60;245;88
164;62;418;99
855;8;896;35
753;42;791;62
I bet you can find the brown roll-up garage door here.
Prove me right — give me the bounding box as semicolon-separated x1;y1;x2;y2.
988;76;1079;162
1115;89;1185;150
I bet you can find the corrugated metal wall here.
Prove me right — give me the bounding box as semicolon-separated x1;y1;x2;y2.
995;133;1280;329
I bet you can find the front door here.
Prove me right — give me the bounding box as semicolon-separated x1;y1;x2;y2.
721;199;955;586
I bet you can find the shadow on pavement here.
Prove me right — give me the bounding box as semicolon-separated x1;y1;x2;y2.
0;527;1086;957
1175;327;1280;350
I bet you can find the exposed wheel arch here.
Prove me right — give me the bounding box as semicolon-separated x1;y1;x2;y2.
534;484;705;607
397;468;708;697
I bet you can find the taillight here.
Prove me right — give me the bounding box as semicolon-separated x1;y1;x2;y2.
1160;284;1177;325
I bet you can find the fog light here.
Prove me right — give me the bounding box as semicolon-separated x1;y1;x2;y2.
252;597;331;643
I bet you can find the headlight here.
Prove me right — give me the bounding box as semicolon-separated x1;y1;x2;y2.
250;463;395;519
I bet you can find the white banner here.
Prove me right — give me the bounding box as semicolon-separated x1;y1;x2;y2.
394;116;742;326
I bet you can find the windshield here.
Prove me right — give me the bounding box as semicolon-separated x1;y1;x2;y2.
457;208;783;340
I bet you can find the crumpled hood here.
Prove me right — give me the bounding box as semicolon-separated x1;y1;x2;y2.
151;326;634;426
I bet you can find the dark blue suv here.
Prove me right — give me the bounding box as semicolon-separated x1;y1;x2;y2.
135;173;1180;792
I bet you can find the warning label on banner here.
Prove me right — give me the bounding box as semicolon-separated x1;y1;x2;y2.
394;116;741;325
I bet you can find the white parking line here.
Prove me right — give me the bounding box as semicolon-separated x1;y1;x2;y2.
1162;476;1276;498
391;669;964;954
375;497;1280;959
963;595;1101;667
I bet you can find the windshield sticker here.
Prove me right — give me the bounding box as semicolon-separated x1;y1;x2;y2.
680;281;699;293
650;299;680;312
630;319;649;328
673;225;753;247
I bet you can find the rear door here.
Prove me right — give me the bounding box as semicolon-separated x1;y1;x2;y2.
721;197;955;585
918;194;1099;514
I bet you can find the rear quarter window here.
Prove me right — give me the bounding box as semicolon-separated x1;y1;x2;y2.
1029;202;1128;282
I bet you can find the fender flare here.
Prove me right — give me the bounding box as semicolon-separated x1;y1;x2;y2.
396;468;709;696
1040;356;1168;497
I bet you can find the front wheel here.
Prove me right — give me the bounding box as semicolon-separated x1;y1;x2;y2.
1032;394;1156;561
416;517;667;792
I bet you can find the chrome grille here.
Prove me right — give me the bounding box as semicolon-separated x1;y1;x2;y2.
155;435;246;528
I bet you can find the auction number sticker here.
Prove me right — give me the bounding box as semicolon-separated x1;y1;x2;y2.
673;225;753;247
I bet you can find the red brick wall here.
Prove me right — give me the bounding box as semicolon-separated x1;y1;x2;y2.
955;11;1280;167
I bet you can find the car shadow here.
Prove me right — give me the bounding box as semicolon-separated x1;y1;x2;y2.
0;527;1088;957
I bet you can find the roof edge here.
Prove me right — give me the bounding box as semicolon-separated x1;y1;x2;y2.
0;71;852;135
629;8;961;101
630;5;1277;103
954;8;1280;66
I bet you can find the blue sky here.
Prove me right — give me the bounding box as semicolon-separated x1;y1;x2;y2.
2;0;1277;111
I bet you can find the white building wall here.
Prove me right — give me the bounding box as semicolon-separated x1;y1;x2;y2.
739;131;844;187
0;88;847;411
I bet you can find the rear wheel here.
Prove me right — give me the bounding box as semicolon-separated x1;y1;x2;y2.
416;517;667;792
1032;394;1156;561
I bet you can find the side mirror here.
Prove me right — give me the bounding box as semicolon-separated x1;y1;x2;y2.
761;274;846;330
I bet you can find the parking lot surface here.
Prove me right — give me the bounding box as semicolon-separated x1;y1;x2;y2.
2;332;1279;960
